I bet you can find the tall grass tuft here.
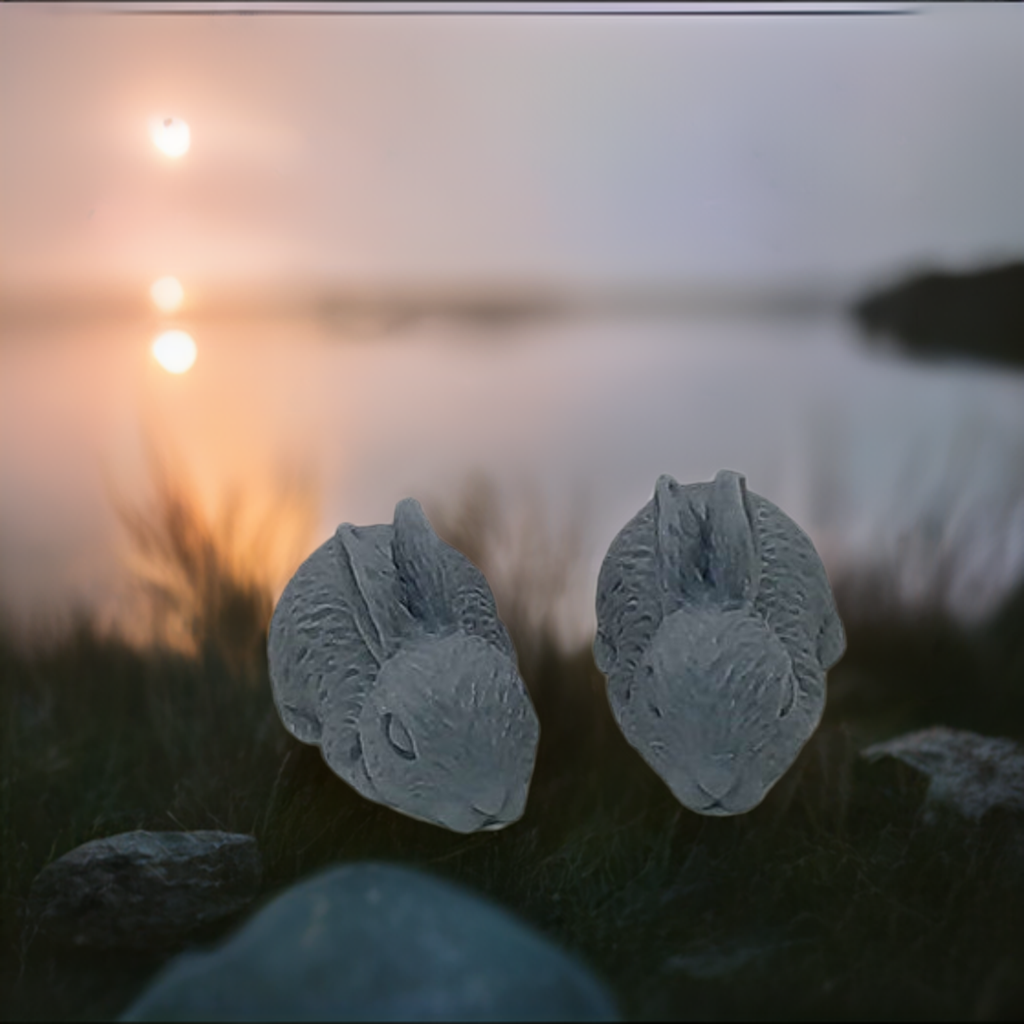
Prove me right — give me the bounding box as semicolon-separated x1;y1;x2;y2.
824;458;1024;744
109;445;318;676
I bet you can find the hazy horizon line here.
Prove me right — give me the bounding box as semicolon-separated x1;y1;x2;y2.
0;281;863;333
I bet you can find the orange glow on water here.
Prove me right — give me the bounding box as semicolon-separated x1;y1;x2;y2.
152;330;197;374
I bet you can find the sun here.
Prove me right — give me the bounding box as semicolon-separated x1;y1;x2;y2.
152;330;197;374
150;276;184;313
150;116;191;158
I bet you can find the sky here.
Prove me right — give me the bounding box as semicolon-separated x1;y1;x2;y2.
2;2;1022;299
1;2;1023;641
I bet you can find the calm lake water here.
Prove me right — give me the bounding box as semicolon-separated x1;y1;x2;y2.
2;308;1023;642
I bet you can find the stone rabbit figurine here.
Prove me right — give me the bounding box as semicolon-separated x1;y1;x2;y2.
268;498;539;834
594;470;845;815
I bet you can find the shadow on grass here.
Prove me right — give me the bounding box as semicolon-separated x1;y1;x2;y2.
2;465;1024;1021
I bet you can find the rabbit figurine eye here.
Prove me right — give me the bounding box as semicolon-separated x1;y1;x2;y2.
382;713;417;761
268;498;539;833
595;470;845;816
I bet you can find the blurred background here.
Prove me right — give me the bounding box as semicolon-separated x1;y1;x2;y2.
4;7;1024;1019
1;0;1023;647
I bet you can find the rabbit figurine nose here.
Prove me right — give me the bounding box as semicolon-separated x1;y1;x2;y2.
471;785;508;819
696;756;736;800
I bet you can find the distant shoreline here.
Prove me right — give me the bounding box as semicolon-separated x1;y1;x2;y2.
853;261;1024;370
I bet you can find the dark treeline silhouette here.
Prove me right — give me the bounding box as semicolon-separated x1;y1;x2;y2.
854;261;1024;369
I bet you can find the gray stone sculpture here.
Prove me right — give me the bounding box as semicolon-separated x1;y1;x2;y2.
119;862;619;1022
268;498;539;834
594;470;845;815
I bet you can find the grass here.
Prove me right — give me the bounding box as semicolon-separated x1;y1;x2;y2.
2;468;1024;1021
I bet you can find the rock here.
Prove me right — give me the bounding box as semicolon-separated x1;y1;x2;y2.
594;470;845;816
267;497;539;834
119;861;619;1022
28;830;262;949
860;727;1024;823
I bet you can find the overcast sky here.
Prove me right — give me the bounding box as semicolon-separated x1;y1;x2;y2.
2;3;1022;298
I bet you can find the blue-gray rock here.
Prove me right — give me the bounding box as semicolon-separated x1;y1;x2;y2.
861;727;1024;823
28;830;262;949
267;499;539;834
120;862;619;1022
594;470;845;816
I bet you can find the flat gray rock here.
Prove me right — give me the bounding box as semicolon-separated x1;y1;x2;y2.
119;861;620;1022
28;830;262;949
594;471;845;816
268;498;539;833
861;726;1024;822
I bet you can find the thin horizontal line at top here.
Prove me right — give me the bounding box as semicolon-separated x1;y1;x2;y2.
14;2;924;18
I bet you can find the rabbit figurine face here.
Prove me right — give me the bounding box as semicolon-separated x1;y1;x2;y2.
268;498;539;833
624;606;802;814
359;632;535;833
595;471;845;816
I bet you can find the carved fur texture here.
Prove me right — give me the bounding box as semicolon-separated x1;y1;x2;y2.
268;499;539;833
595;471;845;815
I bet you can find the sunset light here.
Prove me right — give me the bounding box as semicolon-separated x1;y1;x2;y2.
150;276;184;313
152;330;197;374
150;116;190;158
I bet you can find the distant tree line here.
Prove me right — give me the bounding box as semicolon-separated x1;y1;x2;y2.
854;261;1024;369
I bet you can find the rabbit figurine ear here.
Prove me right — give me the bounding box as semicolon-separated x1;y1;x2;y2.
268;499;539;833
652;470;760;611
391;498;516;660
596;471;845;817
705;469;761;605
652;474;706;611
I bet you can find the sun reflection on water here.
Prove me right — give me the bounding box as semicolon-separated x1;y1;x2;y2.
152;330;197;374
